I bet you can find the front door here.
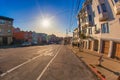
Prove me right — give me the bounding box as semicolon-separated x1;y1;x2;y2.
3;37;8;45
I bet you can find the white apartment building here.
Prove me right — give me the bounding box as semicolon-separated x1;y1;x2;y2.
77;0;120;59
73;28;79;46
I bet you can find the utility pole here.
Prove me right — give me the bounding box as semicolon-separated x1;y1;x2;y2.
66;29;68;37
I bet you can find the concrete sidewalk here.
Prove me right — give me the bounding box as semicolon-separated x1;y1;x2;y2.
68;46;120;80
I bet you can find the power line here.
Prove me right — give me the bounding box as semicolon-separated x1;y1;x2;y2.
69;0;85;33
75;0;80;15
69;0;75;32
69;0;79;32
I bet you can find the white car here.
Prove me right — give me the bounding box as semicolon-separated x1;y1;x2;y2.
21;42;31;47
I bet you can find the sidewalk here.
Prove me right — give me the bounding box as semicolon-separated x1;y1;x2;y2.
68;46;120;80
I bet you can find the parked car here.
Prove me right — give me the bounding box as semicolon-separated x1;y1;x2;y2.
32;42;38;45
21;42;31;47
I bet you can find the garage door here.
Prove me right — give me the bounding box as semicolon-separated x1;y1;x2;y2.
102;41;110;54
83;41;87;49
113;43;120;58
89;41;92;50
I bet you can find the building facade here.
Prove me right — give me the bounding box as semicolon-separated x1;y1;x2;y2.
73;28;79;46
32;32;38;44
0;16;14;45
13;29;33;44
77;0;120;59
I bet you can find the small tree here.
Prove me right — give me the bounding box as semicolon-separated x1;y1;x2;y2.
79;33;86;39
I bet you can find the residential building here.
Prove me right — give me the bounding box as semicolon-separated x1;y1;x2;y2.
25;31;32;42
64;37;72;45
48;34;63;44
32;32;38;44
77;0;120;59
72;28;79;46
12;27;20;33
37;33;47;44
13;30;33;44
0;16;14;45
13;31;26;43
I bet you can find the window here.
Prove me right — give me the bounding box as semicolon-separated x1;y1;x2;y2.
111;0;115;6
88;15;92;21
114;0;118;3
101;23;109;33
8;21;12;25
86;5;90;10
88;28;92;34
0;29;1;33
95;25;97;31
85;17;89;22
93;11;95;17
8;30;11;33
97;5;101;14
0;20;5;24
83;29;87;33
2;29;4;33
101;3;107;12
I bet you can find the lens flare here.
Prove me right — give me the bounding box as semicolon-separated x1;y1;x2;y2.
42;19;50;28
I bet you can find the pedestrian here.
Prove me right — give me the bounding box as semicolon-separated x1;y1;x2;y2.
98;54;104;66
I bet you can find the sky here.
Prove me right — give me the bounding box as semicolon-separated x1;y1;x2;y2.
0;0;84;37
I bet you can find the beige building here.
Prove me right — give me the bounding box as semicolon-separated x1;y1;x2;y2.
73;28;79;46
0;16;14;45
77;0;120;59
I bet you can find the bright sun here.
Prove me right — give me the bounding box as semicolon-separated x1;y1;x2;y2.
41;19;51;28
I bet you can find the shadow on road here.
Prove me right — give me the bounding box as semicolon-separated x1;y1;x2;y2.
97;65;120;76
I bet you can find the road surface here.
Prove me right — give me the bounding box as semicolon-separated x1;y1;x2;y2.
0;45;98;80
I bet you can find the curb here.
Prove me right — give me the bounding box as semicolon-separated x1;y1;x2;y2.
68;46;107;80
89;64;106;80
68;48;100;80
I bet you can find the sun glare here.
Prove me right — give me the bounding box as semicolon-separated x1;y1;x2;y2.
41;19;51;28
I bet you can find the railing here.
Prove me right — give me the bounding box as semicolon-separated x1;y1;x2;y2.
99;12;109;21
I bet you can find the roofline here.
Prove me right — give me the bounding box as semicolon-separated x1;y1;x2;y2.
0;16;14;21
74;28;78;31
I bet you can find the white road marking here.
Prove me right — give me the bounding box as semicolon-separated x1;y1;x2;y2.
36;47;62;80
0;48;50;77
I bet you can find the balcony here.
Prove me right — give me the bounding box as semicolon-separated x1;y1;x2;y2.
79;9;90;18
99;12;109;21
84;11;88;17
86;32;90;37
80;12;88;18
81;21;93;28
114;1;120;15
99;0;105;4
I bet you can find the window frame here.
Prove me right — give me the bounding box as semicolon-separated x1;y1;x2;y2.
111;0;115;6
114;0;118;3
101;3;107;12
8;29;11;33
88;15;92;22
101;23;109;33
97;5;101;14
0;20;6;24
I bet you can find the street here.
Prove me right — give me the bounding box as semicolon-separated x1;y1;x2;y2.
0;45;98;80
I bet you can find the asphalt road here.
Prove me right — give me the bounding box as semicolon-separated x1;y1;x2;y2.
0;45;98;80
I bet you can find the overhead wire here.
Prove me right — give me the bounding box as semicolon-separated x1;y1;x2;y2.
69;0;75;32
